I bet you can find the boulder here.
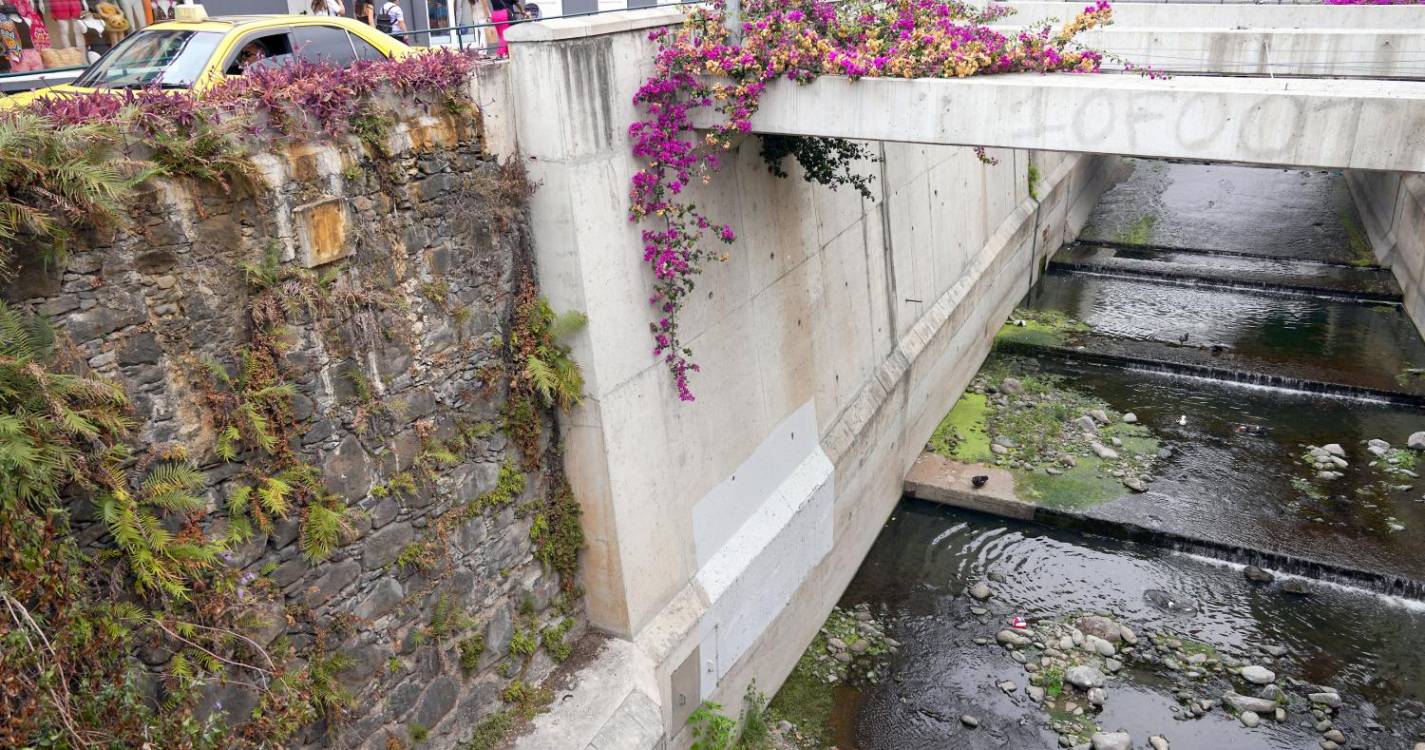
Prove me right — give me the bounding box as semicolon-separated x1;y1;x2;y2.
1309;692;1342;709
1091;442;1120;460
1066;665;1106;690
997;629;1031;648
1240;665;1276;685
1409;432;1425;451
1243;565;1274;584
969;581;992;600
1223;692;1277;714
1091;732;1132;750
1149;736;1170;750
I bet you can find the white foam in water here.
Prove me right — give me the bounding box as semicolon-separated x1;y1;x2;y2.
1118;364;1404;406
1173;550;1425;613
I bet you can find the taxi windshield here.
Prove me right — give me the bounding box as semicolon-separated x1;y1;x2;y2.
74;30;226;89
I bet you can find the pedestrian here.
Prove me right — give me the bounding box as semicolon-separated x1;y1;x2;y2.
310;0;344;15
375;0;405;33
490;0;521;57
465;0;493;52
428;0;448;30
354;0;374;24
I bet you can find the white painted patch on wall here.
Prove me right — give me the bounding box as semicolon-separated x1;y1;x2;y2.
692;402;820;568
689;401;835;698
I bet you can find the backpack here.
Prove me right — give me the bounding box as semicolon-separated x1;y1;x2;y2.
375;1;396;32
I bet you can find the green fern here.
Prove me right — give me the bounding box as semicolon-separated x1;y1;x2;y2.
301;502;352;562
0;112;157;275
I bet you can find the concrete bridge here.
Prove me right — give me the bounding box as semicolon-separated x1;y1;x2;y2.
489;4;1425;747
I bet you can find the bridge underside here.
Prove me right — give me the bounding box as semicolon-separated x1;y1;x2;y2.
720;73;1425;172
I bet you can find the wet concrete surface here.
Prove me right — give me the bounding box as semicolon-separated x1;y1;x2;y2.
1079;161;1369;265
1021;273;1425;396
1052;242;1402;300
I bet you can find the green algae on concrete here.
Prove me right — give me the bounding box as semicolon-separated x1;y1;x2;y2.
1114;214;1157;245
927;391;991;461
925;355;1160;510
1341;207;1377;268
993;308;1090;349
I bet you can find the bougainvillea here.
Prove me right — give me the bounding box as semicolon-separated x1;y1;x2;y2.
629;0;1119;400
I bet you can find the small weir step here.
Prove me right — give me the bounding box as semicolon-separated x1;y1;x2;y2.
996;340;1425;407
1017;273;1425;397
905;453;1425;599
1051;241;1403;303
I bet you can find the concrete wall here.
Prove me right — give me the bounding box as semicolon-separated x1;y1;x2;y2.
505;8;1118;746
1350;171;1425;332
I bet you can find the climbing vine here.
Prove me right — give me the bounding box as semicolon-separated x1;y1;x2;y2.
629;0;1117;399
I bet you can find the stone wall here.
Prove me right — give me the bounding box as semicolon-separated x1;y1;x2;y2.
3;111;583;750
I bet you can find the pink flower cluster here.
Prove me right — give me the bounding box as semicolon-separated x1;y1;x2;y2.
628;0;1119;400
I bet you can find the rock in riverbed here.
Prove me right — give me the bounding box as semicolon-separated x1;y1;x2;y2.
1066;665;1106;690
960;714;980;728
997;629;1030;648
1240;665;1276;685
1091;732;1132;750
1243;565;1274;583
1076;615;1123;643
1310;692;1343;709
1409;432;1425;451
969;581;992;600
1223;692;1277;714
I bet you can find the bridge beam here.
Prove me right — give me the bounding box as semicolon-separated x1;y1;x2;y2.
723;73;1425;172
995;1;1425;30
1006;27;1425;78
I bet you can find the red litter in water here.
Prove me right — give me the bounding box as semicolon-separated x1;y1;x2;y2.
1009;616;1028;630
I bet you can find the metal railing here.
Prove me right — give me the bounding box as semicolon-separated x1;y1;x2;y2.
390;0;695;53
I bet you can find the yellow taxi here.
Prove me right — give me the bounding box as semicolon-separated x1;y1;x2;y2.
3;12;411;107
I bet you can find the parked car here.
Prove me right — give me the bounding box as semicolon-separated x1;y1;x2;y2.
2;13;411;107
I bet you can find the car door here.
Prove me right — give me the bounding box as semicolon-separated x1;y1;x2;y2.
289;24;360;67
220;28;296;76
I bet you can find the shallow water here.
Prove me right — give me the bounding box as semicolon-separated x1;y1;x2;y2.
1080;161;1367;265
1053;243;1402;299
832;504;1425;750
1023;273;1425;393
1025;356;1425;581
778;161;1425;749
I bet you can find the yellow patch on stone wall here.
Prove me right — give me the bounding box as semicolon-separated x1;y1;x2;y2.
295;198;350;268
